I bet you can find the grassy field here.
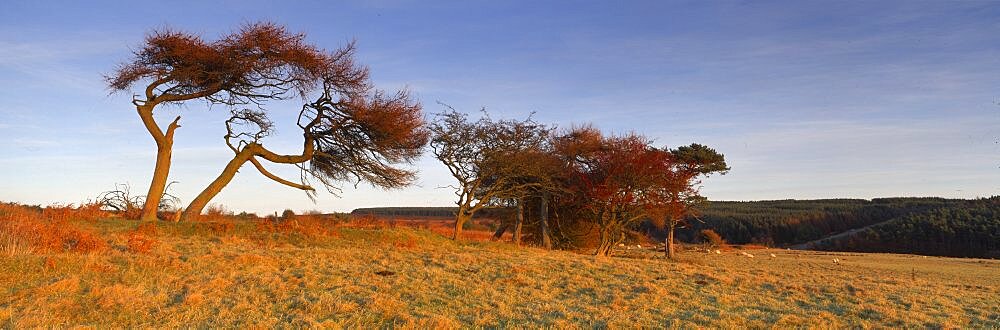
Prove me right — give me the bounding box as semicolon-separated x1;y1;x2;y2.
0;210;998;328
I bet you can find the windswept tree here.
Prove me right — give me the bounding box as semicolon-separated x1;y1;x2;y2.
106;22;333;221
181;77;428;220
558;131;677;256
653;143;729;259
429;109;553;240
548;127;729;257
490;141;564;246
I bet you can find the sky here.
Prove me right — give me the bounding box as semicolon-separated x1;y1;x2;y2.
0;1;998;214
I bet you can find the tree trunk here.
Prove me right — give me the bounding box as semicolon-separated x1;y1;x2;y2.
181;150;253;221
514;198;524;247
138;109;181;222
453;211;471;240
491;223;509;241
666;222;676;259
539;194;552;249
140;143;173;221
595;225;613;257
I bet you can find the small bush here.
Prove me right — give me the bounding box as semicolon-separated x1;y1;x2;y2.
188;203;233;222
699;229;726;247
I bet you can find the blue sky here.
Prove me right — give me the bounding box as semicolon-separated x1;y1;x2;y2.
1;1;997;214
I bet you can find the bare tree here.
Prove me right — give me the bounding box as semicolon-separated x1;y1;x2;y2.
106;22;336;221
97;182;181;219
429;108;553;240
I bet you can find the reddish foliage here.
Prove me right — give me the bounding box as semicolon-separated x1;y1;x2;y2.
700;229;726;247
107;22;340;105
126;233;157;254
555;133;681;254
1;202;108;254
40;202;108;223
185;204;237;235
127;222;159;254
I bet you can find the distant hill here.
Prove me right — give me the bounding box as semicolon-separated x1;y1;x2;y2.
797;197;1000;258
672;197;956;245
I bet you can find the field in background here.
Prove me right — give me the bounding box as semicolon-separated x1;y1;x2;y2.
1;203;998;327
344;214;501;242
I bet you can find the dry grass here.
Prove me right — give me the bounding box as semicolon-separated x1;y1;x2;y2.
0;204;997;327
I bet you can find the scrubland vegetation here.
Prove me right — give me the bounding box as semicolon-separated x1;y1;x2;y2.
2;202;997;327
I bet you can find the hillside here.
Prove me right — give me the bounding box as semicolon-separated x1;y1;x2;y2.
673;197;958;246
1;205;998;327
800;198;1000;258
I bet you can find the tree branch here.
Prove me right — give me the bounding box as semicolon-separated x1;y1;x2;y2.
249;156;315;191
252;135;315;164
165;116;182;141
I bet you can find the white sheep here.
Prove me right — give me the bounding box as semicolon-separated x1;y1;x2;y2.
833;258;840;264
769;253;776;258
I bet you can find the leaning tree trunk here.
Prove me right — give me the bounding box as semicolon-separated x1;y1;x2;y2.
181;140;315;221
539;193;552;249
181;150;254;221
137;105;181;222
492;222;509;241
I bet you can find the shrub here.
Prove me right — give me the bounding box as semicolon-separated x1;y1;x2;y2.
699;229;726;247
202;204;232;221
0;202;107;254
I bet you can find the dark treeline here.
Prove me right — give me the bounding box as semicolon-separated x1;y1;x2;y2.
667;197;956;246
805;197;1000;258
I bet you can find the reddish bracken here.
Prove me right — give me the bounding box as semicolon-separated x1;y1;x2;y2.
127;222;158;254
1;202;108;253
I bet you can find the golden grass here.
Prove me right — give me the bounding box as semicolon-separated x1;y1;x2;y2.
0;207;997;327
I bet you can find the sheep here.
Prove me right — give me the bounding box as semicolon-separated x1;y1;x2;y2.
739;252;755;258
769;253;777;258
833;258;840;264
